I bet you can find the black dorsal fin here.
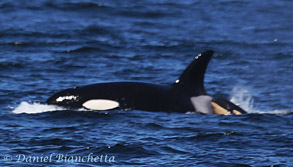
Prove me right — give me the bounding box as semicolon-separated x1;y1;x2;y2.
173;50;214;96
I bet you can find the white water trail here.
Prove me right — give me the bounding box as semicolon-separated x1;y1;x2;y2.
11;102;65;114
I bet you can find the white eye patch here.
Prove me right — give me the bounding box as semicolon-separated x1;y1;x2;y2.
82;99;119;111
190;95;213;114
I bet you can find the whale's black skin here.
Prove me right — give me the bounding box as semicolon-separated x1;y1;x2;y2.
47;82;194;112
46;50;247;114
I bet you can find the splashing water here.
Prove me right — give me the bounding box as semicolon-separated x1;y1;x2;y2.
230;86;254;112
230;86;292;114
11;102;64;114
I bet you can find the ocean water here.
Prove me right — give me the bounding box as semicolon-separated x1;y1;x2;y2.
0;0;292;166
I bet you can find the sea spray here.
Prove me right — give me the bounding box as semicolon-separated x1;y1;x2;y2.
230;86;292;114
230;85;254;112
12;102;64;114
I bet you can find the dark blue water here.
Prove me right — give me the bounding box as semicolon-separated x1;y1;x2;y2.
1;0;292;166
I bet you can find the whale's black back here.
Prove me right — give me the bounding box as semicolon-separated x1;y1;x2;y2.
47;50;215;112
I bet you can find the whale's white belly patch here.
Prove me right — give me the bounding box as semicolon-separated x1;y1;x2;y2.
82;99;119;110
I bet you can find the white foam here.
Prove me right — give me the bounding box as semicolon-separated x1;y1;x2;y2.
11;102;65;114
250;109;292;115
230;86;292;115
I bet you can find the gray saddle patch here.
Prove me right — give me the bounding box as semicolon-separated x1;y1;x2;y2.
190;95;213;114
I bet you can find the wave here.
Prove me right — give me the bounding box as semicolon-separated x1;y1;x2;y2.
45;1;107;10
0;62;25;70
59;46;105;53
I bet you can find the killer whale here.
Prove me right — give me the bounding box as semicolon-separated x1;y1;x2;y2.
46;50;247;115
